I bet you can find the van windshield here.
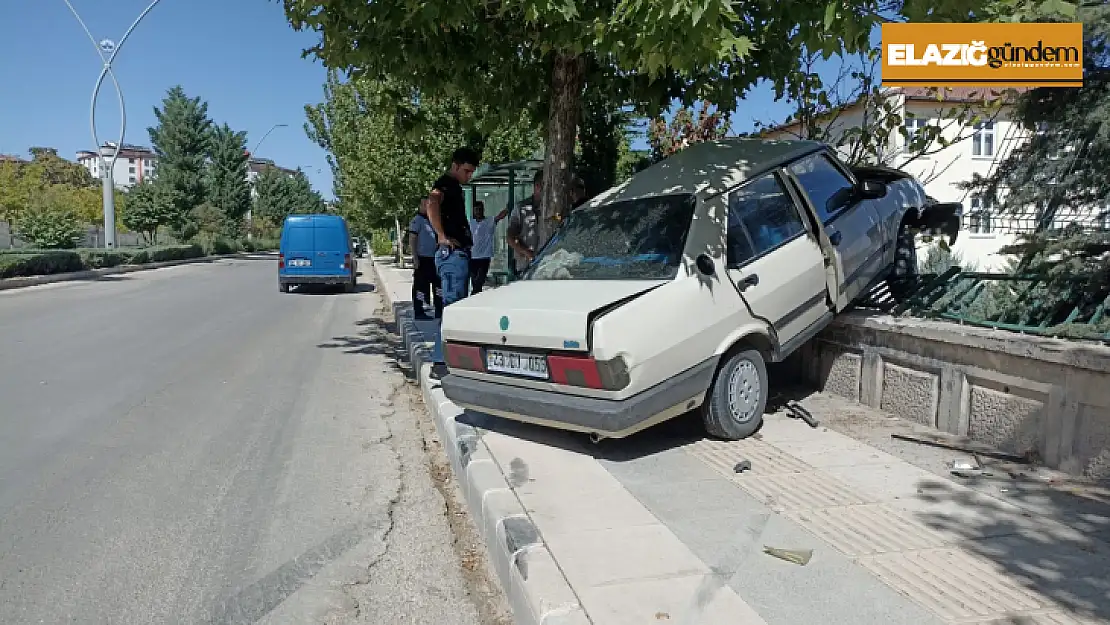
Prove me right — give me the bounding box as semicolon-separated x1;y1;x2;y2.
522;193;696;281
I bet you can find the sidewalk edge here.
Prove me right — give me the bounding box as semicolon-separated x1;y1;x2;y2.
0;251;278;292
373;262;591;625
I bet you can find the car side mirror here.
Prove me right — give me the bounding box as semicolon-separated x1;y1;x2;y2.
695;253;715;276
858;180;887;199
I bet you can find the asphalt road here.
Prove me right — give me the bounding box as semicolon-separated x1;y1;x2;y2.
0;257;499;624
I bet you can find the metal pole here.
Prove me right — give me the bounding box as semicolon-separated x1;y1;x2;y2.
245;123;288;239
64;0;164;249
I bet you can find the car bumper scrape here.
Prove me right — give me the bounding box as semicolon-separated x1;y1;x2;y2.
439;358;718;438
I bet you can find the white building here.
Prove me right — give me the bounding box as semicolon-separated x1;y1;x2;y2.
76;143;158;190
761;87;1105;270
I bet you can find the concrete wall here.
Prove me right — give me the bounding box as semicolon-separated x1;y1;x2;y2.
786;312;1110;479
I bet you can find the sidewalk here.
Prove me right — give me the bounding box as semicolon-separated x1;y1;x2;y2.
373;260;1110;625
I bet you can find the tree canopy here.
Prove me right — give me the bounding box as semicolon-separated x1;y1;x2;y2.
207;123;253;236
304;71;541;237
147;85;214;239
283;0;885;242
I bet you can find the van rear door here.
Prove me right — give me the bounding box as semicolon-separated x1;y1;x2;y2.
313;216;348;274
282;217;315;275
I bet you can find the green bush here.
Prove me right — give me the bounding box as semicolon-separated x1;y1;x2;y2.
370;228;393;256
0;251;84;279
129;244;205;264
80;249;133;269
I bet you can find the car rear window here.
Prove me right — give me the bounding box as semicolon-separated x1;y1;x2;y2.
522;193;696;281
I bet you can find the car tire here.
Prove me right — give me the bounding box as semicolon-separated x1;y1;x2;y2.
889;222;919;301
701;348;768;440
279;282;289;293
344;279;355;293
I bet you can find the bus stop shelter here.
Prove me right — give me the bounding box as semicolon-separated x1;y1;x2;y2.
464;159;543;286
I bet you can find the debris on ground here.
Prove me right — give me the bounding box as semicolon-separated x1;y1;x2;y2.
891;432;1030;464
733;460;752;474
784;400;820;428
948;457;994;478
763;546;813;566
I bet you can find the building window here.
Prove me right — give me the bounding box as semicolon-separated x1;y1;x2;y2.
128;157;135;164
129;176;136;184
903;117;931;152
972;121;995;157
129;166;136;173
968;196;993;233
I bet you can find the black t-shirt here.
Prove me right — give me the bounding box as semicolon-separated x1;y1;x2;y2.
432;174;472;249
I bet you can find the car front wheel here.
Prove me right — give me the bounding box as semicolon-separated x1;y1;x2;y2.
701;348;768;440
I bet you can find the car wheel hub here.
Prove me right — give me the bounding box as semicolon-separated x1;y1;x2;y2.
726;359;761;424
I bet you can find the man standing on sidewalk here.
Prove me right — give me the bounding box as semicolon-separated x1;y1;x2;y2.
426;147;479;366
467;200;501;295
408;198;442;319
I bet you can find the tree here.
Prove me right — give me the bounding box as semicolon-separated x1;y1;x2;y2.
206;123;252;236
0;149;112;231
647;102;731;163
148;86;213;239
121;179;182;245
287;169;325;214
575;83;629;197
252;167;296;225
304;71;541;241
956;2;1110;338
283;0;885;246
16;186;84;249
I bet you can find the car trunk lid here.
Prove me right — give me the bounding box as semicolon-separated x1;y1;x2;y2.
441;279;665;351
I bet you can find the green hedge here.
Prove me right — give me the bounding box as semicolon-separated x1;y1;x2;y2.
0;238;277;280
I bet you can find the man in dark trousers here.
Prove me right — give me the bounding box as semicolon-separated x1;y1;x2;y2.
408;197;442;319
425;146;480;367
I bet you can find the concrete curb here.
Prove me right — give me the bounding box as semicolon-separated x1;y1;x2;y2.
0;251;278;292
372;261;591;625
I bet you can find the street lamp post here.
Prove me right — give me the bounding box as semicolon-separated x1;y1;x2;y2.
64;0;163;249
245;123;288;239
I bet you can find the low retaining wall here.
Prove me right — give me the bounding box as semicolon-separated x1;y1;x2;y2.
785;311;1110;479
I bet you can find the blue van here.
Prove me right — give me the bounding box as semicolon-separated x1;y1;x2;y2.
278;214;358;293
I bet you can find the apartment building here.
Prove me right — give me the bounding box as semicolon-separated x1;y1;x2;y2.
761;87;1104;270
76;143;157;189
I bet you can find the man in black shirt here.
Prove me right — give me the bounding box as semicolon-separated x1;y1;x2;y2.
426;147;480;365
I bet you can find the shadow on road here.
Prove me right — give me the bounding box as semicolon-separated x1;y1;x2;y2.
291;283;376;295
316;311;414;380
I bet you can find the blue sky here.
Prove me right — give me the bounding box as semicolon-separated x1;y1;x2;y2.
0;0;864;201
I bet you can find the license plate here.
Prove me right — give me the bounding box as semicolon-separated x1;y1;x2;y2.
486;349;548;379
289;258;311;267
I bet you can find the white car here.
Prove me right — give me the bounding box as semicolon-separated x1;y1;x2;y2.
438;139;959;441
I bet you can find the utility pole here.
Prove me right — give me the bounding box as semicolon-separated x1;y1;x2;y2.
63;0;164;248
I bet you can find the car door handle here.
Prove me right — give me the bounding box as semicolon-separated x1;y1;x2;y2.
739;273;759;290
828;231;842;246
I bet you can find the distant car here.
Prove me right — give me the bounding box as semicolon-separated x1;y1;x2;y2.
278;214;358;293
437;138;959;442
351;236;368;258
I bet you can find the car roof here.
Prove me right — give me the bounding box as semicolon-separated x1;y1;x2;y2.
590;138;825;206
284;214;345;226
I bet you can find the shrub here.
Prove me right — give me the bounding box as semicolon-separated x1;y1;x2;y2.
129;243;205;264
0;251;84;279
80;249;133;269
370;228;393;256
15;203;84;249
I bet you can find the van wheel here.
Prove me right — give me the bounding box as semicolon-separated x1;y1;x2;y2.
343;279;355;293
701;348;768;440
279;282;289;293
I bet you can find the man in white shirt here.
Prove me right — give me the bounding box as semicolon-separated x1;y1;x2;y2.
467;201;503;295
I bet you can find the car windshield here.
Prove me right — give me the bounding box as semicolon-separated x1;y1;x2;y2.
522;193;696;281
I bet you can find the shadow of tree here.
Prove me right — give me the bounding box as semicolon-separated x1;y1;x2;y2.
316;310;414;379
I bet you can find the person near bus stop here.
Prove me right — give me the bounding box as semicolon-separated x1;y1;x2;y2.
468;200;506;295
425;146;480;366
506;169;543;274
408;197;442;320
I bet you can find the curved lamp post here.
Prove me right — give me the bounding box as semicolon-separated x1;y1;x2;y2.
63;0;163;249
245;123;288;239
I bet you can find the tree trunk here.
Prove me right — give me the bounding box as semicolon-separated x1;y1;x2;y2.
539;52;587;247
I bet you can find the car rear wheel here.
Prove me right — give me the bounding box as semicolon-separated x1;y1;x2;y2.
701;348;768;440
889;222;919;301
343;278;355;293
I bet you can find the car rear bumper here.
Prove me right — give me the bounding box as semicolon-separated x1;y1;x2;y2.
279;274;351;284
439;358;717;438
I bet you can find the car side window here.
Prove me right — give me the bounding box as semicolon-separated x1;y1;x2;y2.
787;153;857;224
727;172;807;267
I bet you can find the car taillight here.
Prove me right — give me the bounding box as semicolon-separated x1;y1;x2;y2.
278;253;285;269
444;342;485;372
343;253;351;269
548;353;629;391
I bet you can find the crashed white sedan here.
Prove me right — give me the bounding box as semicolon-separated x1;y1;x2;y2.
438;138;959;441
